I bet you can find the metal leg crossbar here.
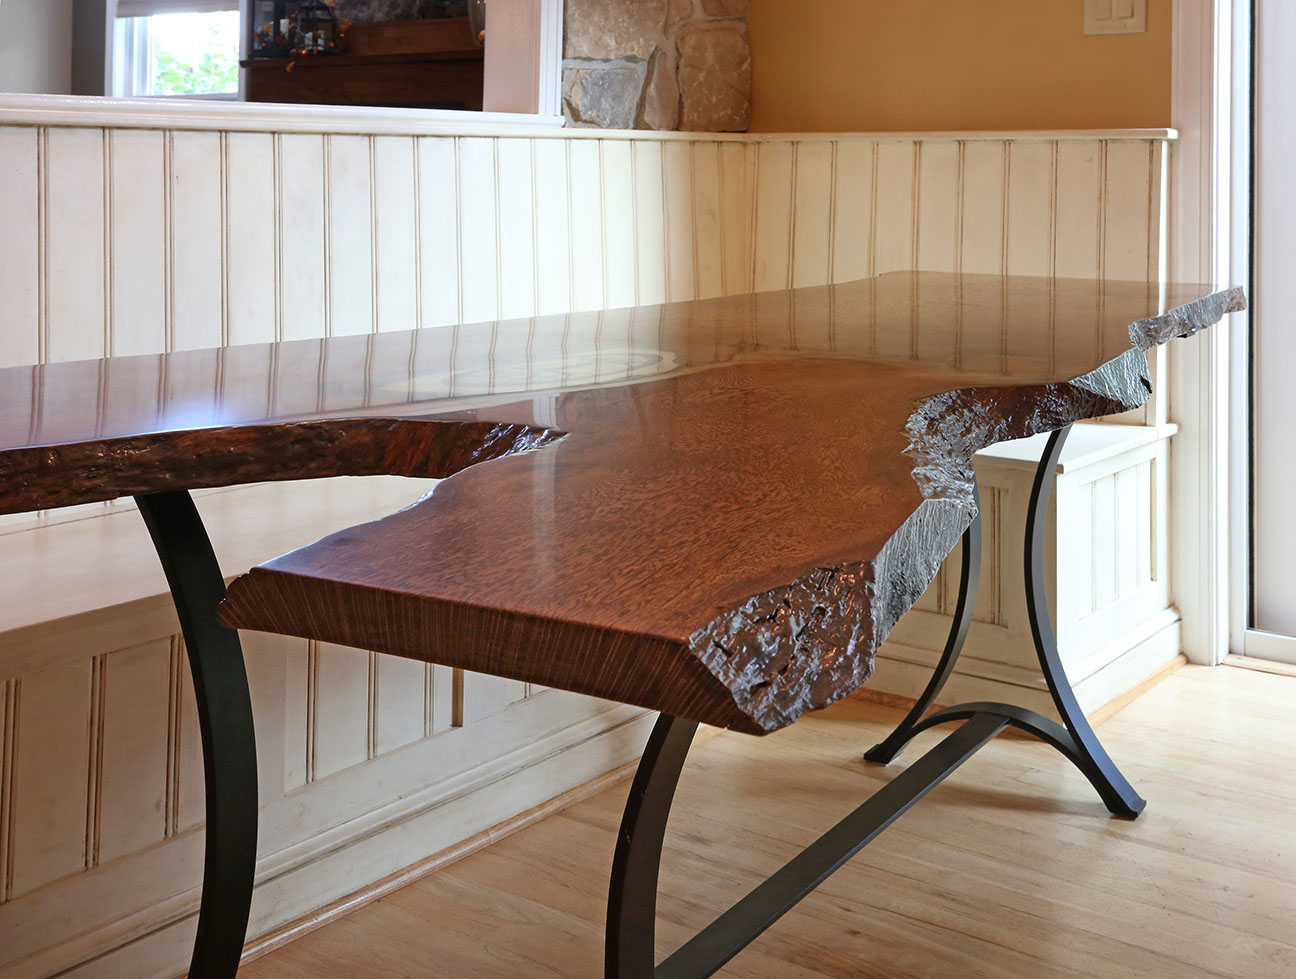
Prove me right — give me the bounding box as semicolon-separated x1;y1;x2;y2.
604;425;1145;978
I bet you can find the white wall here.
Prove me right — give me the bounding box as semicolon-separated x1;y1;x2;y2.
0;0;74;95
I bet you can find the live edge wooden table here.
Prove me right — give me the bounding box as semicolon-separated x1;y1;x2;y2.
0;273;1244;978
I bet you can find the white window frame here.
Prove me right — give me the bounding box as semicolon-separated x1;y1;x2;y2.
1231;0;1296;663
113;5;242;100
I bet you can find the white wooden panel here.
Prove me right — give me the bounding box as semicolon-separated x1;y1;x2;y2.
372;136;419;333
429;664;455;737
374;654;427;756
752;141;793;292
662;140;695;302
568;140;605;312
108;129;167;358
311;642;370;781
0;128;40;368
461;672;527;725
8;662;91;897
632;140;667;306
326;135;375;337
916;141;960;273
278;134;327;341
96;640;171;865
719;141;754;295
1053;141;1103;278
692;142;724;300
1114;468;1139;599
283;639;310;792
457;138;500;325
831;140;874;284
1005;141;1055;276
532;138;572;316
1092;475;1118;610
496;138;538;320
176;650;205;833
960;141;1006;275
600;140;637;308
169;131;225;351
1136;459;1154;587
1102;140;1155;280
872;141;916;274
224;132;277;346
415;137;461;329
792;141;833;289
45;128;106;363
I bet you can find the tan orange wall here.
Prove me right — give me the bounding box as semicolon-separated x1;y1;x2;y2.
748;0;1171;132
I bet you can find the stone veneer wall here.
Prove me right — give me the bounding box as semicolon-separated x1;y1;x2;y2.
562;0;751;131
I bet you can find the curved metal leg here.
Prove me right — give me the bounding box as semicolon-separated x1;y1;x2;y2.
607;713;700;979
864;427;1144;817
606;710;1009;979
136;492;258;979
1023;427;1145;817
865;483;982;764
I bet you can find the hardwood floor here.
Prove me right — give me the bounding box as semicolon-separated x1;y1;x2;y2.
243;665;1296;978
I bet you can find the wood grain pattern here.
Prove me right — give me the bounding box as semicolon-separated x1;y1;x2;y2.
0;274;1242;735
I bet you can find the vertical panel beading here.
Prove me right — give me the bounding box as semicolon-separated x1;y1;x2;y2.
326;134;376;337
225;132;276;346
631;141;666;306
533;138;572;315
567;139;605;312
691;142;723;300
831;140;874;285
600;140;636;308
752;141;794;292
45;128;107;363
0;128;40;368
373;136;420;333
171;131;225;351
497;138;539;319
278;134;327;341
416;137;462;329
457;138;501;324
108;129;168;357
791;140;833;289
8;661;93;898
662;140;695;302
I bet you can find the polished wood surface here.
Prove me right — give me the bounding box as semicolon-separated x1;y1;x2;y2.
242;665;1296;979
0;274;1243;733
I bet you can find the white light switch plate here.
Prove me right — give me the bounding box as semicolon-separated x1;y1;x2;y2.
1085;0;1146;35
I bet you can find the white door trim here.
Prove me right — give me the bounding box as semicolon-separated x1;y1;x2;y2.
1169;0;1244;665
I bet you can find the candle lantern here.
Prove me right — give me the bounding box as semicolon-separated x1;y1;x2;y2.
290;0;342;57
251;0;291;58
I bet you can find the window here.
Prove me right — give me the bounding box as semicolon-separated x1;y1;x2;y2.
113;3;240;99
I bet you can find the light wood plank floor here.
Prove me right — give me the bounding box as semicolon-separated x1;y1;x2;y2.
244;665;1296;978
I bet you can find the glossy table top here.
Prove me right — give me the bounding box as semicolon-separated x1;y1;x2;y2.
0;273;1244;733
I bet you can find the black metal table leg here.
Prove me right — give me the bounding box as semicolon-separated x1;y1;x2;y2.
865;482;982;764
136;492;258;979
606;711;1009;979
1021;427;1145;816
865;425;1146;818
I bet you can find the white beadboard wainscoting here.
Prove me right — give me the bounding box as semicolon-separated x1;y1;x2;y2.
0;108;1175;978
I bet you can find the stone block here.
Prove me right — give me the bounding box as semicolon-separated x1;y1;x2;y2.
701;0;748;17
564;0;668;62
638;49;680;130
562;61;649;129
677;26;751;132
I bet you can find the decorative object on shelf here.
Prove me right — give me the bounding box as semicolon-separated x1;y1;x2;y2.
290;0;344;56
250;0;292;58
467;0;484;45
